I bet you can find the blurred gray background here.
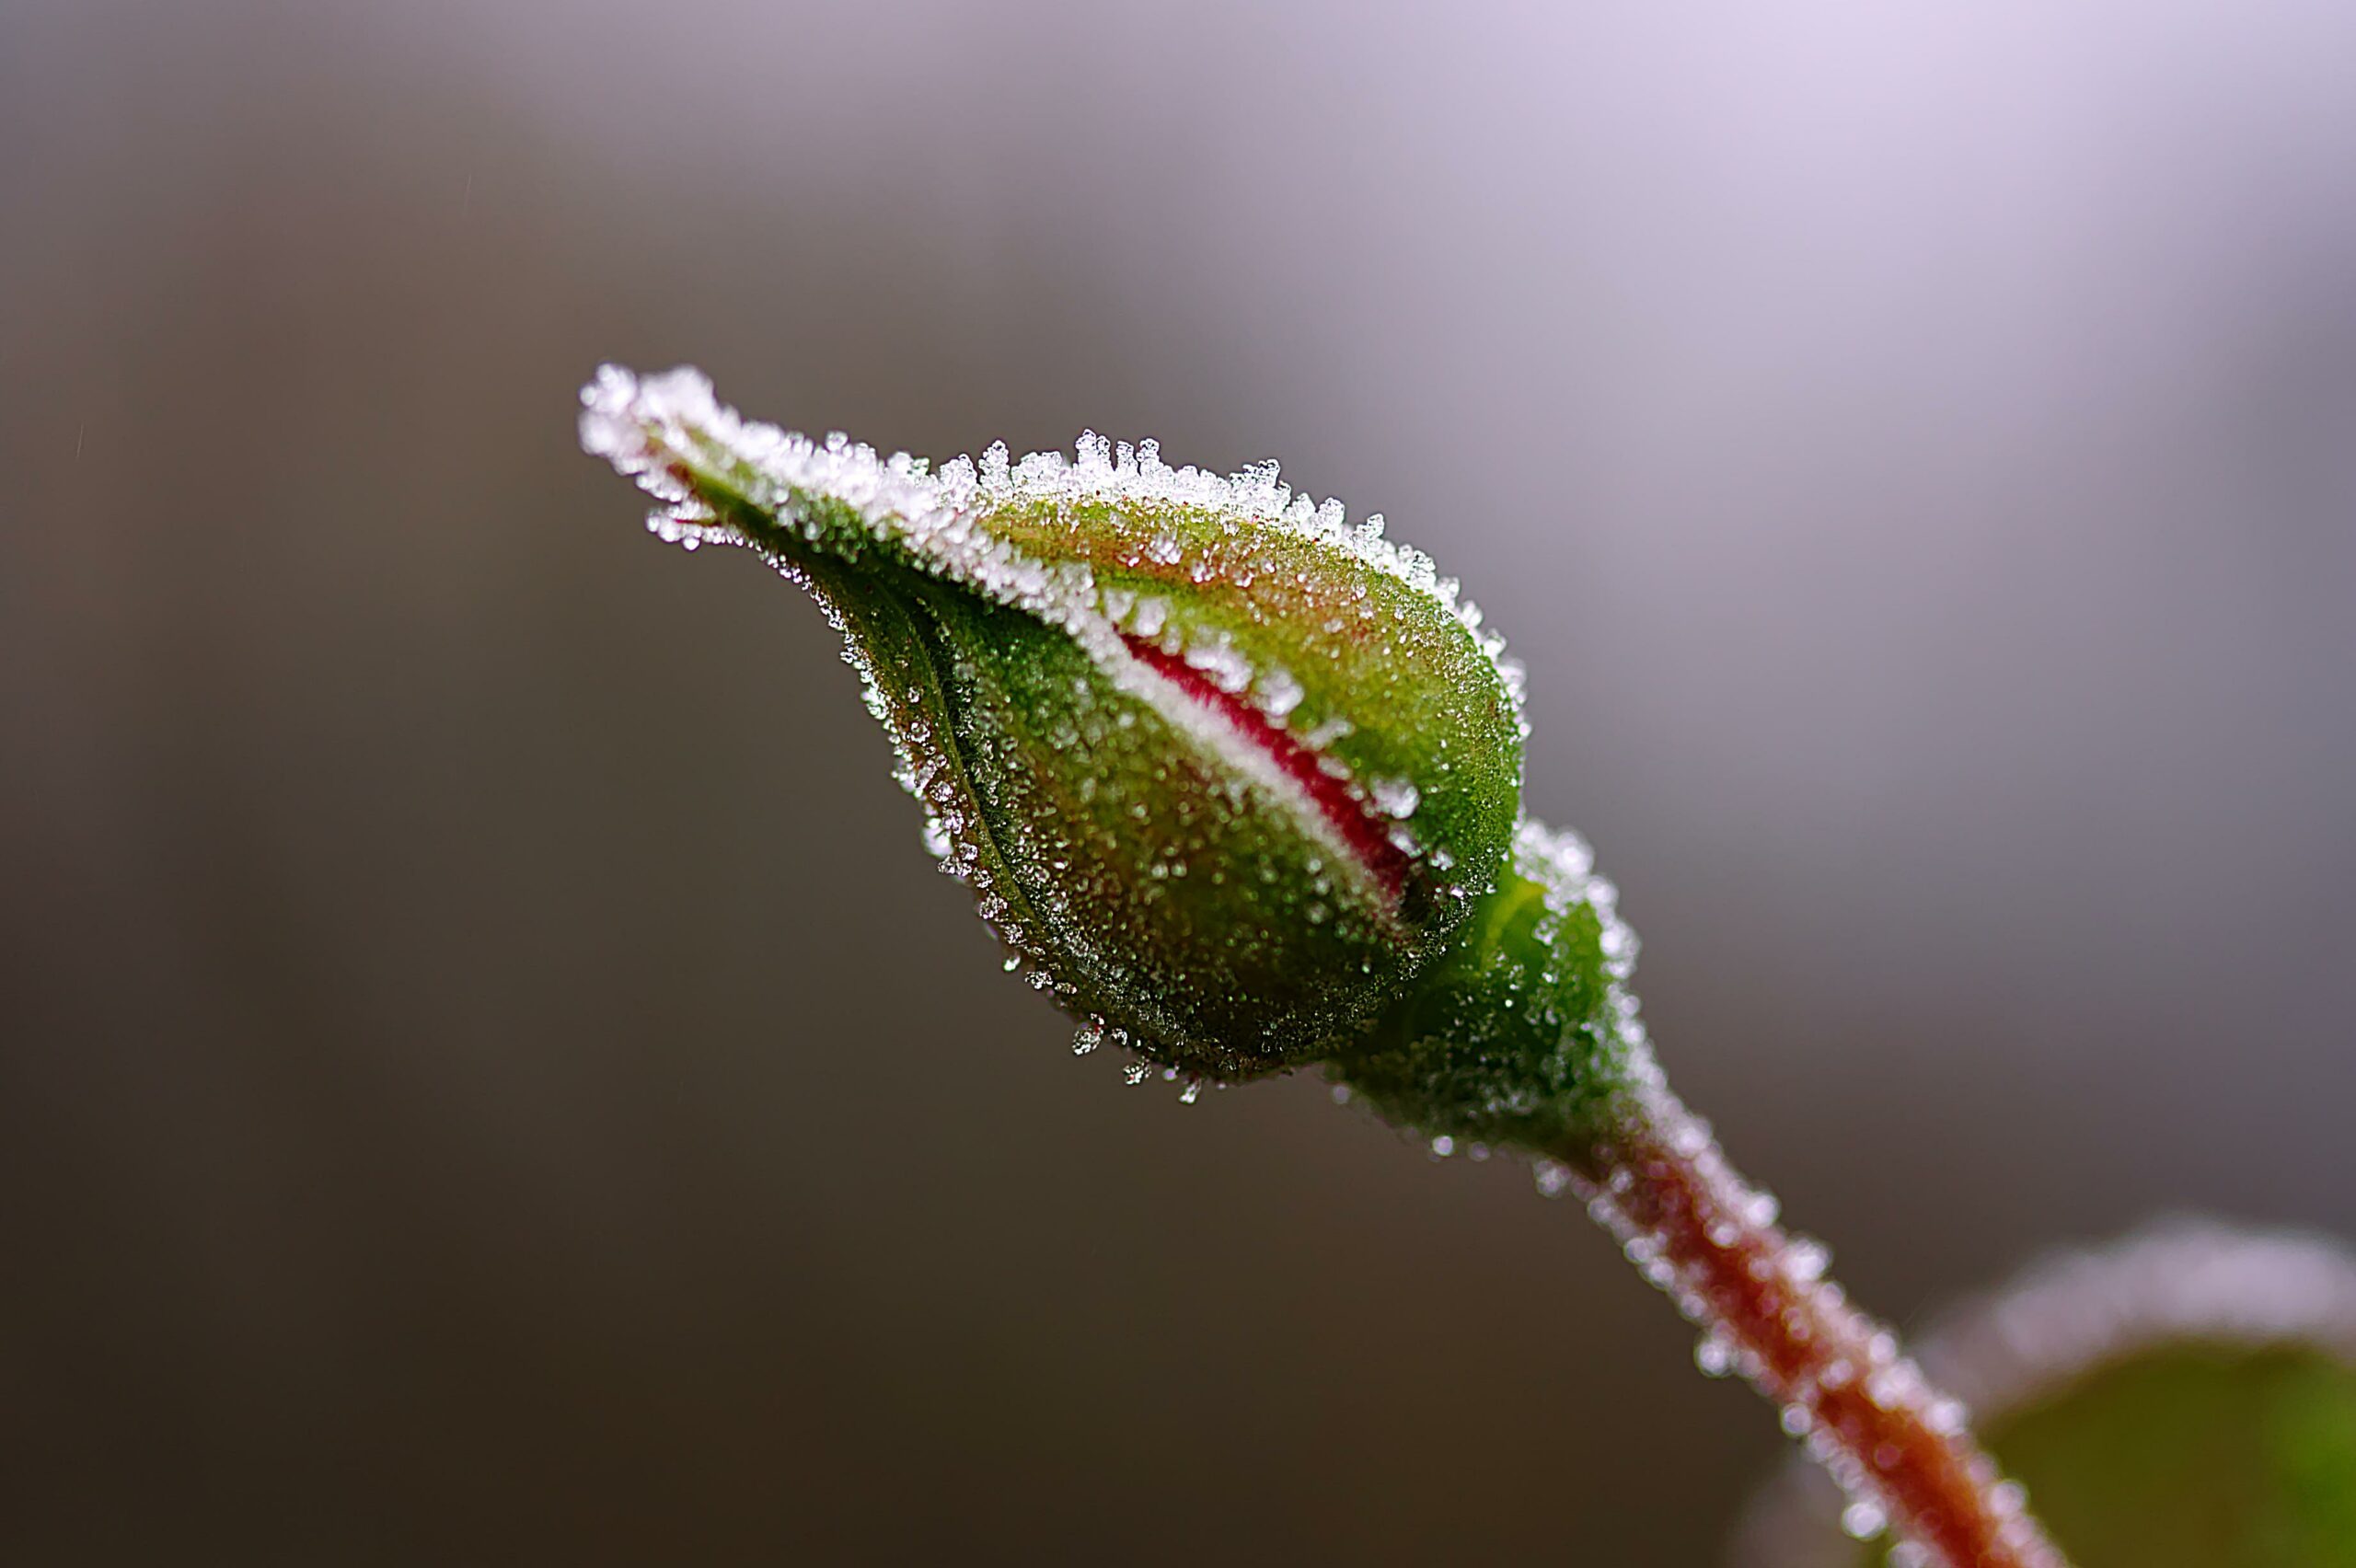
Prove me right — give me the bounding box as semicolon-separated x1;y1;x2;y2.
4;2;2353;1562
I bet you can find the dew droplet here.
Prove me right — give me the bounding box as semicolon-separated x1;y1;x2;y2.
1840;1500;1887;1539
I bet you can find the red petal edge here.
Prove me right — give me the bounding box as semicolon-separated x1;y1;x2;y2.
1120;631;1411;906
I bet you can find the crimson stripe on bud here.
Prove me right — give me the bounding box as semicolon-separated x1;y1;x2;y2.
1115;629;1414;908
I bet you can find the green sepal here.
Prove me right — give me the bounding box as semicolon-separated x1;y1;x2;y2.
1332;821;1651;1159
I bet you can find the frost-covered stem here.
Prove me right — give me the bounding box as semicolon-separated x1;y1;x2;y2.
1564;1087;2069;1568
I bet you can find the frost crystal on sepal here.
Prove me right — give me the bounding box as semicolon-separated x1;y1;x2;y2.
582;365;1527;1080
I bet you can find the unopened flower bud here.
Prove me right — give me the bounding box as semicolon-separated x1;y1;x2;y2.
582;366;1526;1081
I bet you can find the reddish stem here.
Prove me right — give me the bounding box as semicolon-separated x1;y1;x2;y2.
1567;1089;2069;1568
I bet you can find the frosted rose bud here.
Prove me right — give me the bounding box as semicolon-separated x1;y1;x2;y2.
581;366;1526;1082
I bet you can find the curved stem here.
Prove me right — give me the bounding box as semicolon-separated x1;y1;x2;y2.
1561;1086;2070;1568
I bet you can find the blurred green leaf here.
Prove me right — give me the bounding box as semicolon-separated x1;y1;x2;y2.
1854;1345;2356;1568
